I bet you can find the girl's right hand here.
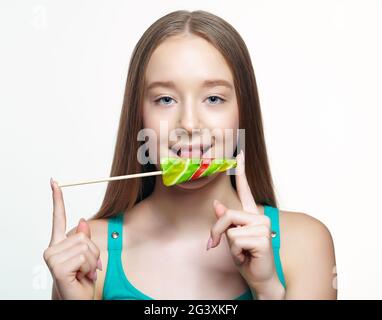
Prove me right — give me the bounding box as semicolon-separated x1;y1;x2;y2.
43;178;102;300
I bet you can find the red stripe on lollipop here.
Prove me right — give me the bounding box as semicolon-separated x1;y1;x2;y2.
190;158;213;180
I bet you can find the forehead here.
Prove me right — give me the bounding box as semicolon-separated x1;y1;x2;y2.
145;34;234;87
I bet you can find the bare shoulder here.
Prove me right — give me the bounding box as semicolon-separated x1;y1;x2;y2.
278;209;335;259
277;209;337;299
279;209;334;243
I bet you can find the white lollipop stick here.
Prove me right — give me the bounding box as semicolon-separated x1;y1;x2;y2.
57;171;163;188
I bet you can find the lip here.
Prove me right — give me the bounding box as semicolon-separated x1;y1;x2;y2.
169;144;213;158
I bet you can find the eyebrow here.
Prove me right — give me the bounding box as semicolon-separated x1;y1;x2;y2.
146;79;234;91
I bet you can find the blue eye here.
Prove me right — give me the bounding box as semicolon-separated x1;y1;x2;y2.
154;95;225;106
154;96;175;106
207;96;225;105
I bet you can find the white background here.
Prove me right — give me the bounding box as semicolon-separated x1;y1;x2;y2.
0;0;381;299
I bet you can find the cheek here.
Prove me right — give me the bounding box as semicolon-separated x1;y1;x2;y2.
203;101;239;129
203;105;239;157
142;102;157;130
203;105;239;138
143;99;179;127
227;104;240;129
142;104;177;153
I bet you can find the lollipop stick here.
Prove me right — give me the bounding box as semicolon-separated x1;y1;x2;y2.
57;171;163;188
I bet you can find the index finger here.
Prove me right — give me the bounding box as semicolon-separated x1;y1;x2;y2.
49;178;67;246
235;150;260;214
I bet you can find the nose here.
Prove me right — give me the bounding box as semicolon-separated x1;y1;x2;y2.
178;98;201;133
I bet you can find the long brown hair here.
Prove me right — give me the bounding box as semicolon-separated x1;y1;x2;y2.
92;10;278;220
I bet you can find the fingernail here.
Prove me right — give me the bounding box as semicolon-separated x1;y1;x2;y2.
206;237;213;251
97;258;103;271
50;177;54;190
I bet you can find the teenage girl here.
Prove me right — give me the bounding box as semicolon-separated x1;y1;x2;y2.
44;10;337;300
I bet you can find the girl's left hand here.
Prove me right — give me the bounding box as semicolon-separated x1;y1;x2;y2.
207;151;284;298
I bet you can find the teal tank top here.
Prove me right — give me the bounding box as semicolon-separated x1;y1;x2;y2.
102;205;286;300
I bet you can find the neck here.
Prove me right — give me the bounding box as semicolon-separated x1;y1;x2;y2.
146;173;243;236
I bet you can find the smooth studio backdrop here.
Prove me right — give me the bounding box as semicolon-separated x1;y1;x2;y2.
0;0;381;299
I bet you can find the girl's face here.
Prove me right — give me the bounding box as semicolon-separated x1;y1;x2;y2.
142;34;239;190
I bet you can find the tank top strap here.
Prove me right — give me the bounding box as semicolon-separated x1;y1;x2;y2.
264;205;286;288
264;205;281;248
103;212;130;300
107;213;124;252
